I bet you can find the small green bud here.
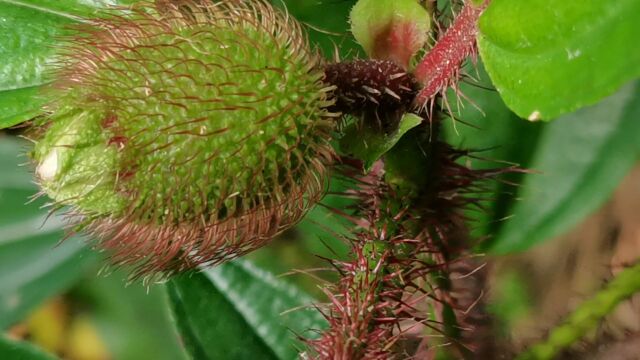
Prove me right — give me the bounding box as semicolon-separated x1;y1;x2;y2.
350;0;431;68
32;0;336;278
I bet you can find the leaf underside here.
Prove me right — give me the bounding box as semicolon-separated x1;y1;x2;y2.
490;82;640;253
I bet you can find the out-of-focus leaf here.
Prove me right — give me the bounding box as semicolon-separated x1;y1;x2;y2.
168;259;326;360
0;0;135;129
478;0;640;120
0;137;98;329
0;336;57;360
443;62;544;238
342;113;422;171
489;82;640;254
276;0;359;58
71;272;188;360
297;175;353;260
487;271;531;335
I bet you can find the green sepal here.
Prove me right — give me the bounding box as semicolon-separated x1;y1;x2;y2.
340;113;422;172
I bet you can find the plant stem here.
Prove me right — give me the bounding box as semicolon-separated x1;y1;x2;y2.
517;262;640;360
413;0;488;108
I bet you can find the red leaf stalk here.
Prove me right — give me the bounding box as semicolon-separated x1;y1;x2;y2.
413;1;488;109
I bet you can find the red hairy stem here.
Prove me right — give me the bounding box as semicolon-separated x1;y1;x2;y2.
413;1;489;108
306;135;521;358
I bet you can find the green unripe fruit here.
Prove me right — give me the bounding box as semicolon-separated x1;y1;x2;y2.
32;0;336;278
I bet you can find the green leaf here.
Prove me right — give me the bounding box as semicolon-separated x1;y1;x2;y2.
0;87;43;129
0;336;58;360
0;1;74;128
443;63;544;238
0;0;131;18
297;183;352;260
489;82;640;254
478;0;640;120
0;0;135;129
341;113;423;171
168;260;326;360
275;0;359;58
0;137;98;329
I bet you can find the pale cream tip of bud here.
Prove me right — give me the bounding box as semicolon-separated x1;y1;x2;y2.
37;149;59;181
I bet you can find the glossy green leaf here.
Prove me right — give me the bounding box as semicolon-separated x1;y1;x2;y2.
168;260;326;360
0;1;73;128
0;0;136;129
489;82;640;254
478;0;640;120
0;137;98;329
341;113;423;171
0;336;57;360
0;87;43;129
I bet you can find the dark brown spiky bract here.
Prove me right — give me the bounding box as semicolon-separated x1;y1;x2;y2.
32;0;336;278
324;60;418;132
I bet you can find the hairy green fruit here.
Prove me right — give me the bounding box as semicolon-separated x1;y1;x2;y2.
32;0;336;277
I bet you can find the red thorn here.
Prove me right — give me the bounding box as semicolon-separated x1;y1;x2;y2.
101;113;118;129
108;135;128;149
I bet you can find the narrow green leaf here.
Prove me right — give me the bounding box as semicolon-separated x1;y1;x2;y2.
0;231;96;329
0;137;98;329
478;0;640;120
0;336;58;360
168;260;326;360
489;82;640;254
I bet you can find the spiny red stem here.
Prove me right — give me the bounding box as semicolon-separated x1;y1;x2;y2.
413;1;488;108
